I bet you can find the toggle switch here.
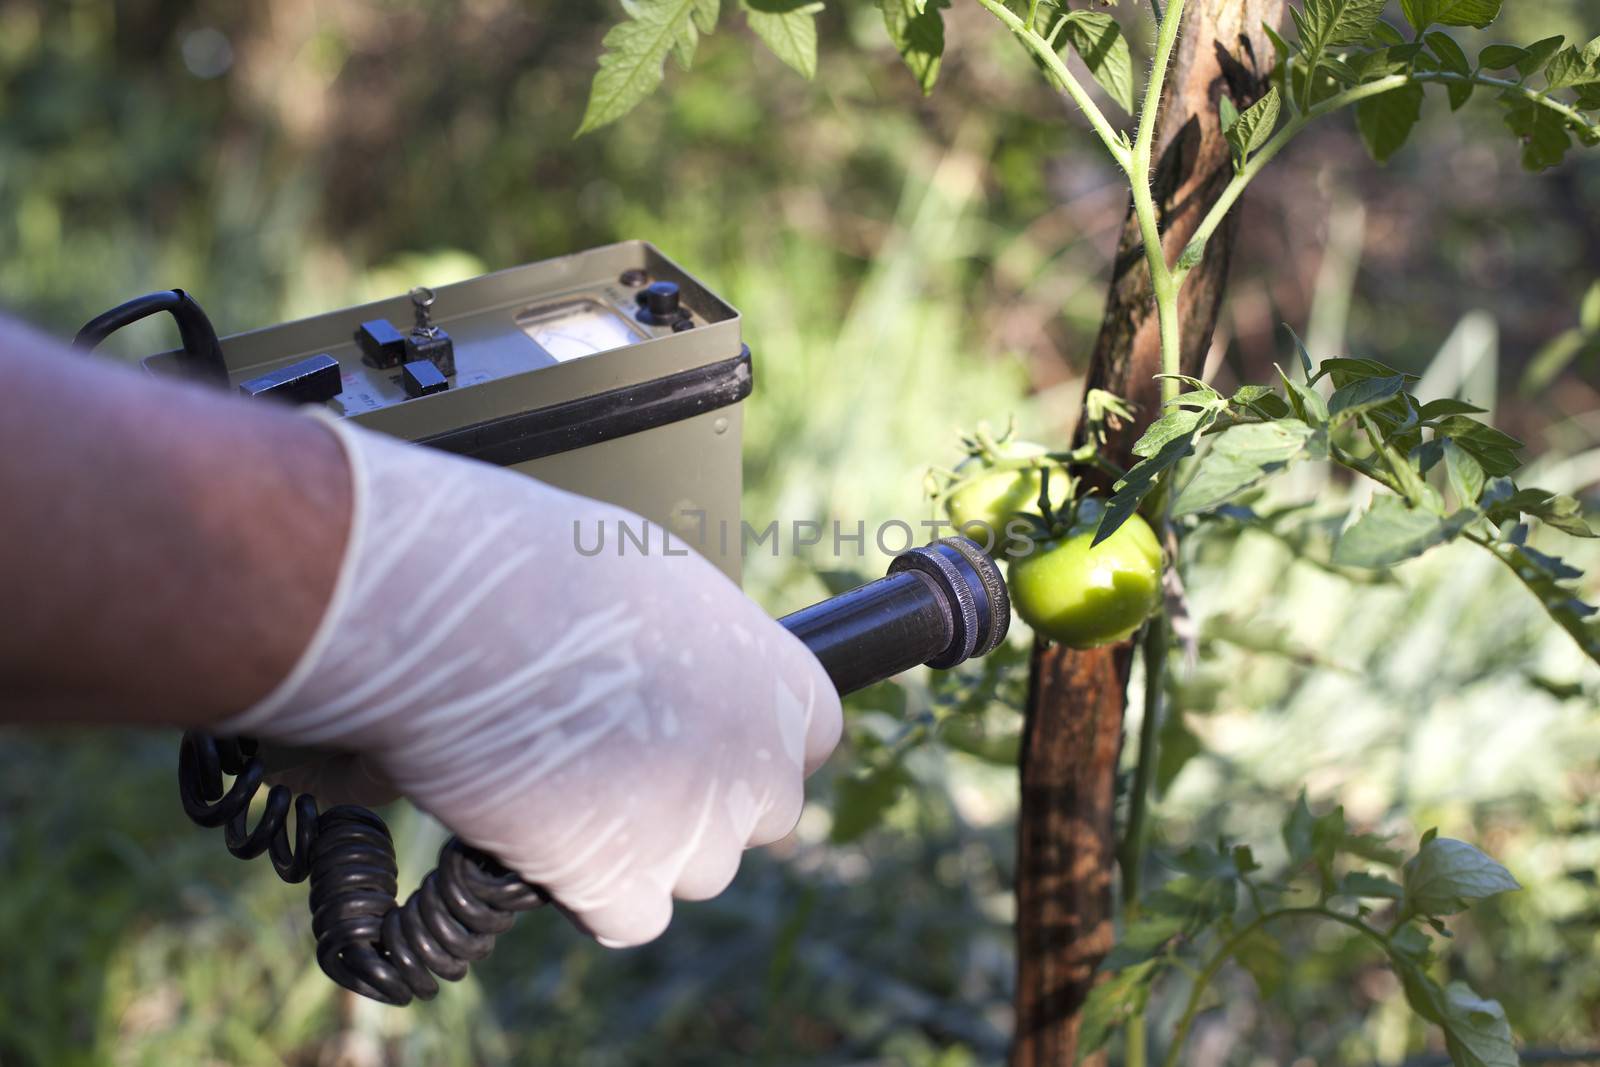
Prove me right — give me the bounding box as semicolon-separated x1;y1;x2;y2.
402;359;448;398
355;318;408;369
239;353;343;405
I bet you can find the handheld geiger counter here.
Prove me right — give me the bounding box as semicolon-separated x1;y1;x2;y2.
75;241;1013;1006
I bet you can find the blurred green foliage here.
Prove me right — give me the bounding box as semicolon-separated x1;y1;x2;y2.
1;1;1599;1065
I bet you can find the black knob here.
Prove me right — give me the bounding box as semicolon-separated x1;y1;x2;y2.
637;281;686;326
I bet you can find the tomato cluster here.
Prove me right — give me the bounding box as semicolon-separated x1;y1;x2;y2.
941;441;1162;648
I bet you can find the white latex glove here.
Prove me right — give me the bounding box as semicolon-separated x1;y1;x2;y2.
223;416;842;948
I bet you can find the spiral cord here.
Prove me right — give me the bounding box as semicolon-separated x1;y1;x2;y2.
177;732;549;1005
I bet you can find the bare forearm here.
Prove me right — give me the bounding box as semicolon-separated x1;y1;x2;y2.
0;316;350;727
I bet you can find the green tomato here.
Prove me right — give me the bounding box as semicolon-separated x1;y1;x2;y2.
1009;501;1163;648
944;442;1066;558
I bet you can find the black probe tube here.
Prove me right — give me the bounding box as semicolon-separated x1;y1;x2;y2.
780;570;953;695
779;536;1011;696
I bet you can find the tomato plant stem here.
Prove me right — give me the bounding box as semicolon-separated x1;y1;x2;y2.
1119;619;1167;907
1130;0;1187;404
971;0;1131;169
1160;907;1391;1067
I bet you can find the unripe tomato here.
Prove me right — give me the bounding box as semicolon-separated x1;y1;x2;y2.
1009;500;1163;648
945;442;1067;558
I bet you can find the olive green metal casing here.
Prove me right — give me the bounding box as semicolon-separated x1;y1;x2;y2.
143;242;748;582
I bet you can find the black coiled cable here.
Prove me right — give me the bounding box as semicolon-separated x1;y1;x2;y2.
177;731;548;1005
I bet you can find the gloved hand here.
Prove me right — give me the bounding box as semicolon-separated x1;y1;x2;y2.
223;416;842;948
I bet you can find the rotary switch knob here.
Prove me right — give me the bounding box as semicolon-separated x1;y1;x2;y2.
636;280;689;327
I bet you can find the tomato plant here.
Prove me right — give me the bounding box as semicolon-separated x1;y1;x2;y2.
583;2;1600;1064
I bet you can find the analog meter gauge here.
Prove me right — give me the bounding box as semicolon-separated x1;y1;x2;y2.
517;299;644;363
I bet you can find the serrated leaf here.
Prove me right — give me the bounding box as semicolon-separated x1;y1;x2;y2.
1484;485;1596;537
1402;837;1521;918
1299;0;1388;53
1483;538;1600;663
1076;962;1157;1063
1173;420;1318;516
1317;356;1419;387
1329;374;1405;420
1517;35;1566;78
743;0;823;79
1400;0;1501;32
1226;86;1282;168
879;0;947;95
579;0;723;135
1060;12;1135;114
1357;81;1426;163
1096;434;1196;546
1333;494;1475;567
1132;406;1207;459
1433;415;1524;476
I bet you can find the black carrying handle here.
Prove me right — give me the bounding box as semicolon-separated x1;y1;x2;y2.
74;289;229;384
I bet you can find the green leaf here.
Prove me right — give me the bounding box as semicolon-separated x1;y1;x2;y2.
1060;12;1135;114
1132;406;1207;459
1426;32;1474;108
1298;0;1389;54
1483;483;1596;537
1418;397;1489;419
1516;35;1566;78
1103;913;1186;969
1433;415;1523;476
579;0;723;135
1097;408;1219;546
1477;44;1528;71
1317;356;1418;387
1442;439;1486;505
1226;86;1282;168
1400;971;1520;1067
742;0;824;79
830;762;912;843
1173;420;1319;516
1400;0;1501;32
1075;962;1157;1063
1329;374;1405;420
1155;709;1201;797
879;0;947;95
1357;81;1426;163
1282;791;1317;868
1333;494;1475;568
1501;91;1572;171
1481;538;1600;664
1439;982;1520;1067
1401;837;1521;918
1234;928;1287;999
1338;871;1406;899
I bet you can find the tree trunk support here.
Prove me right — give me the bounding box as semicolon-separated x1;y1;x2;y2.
1011;4;1284;1063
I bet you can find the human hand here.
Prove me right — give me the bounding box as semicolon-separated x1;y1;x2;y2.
226;417;841;947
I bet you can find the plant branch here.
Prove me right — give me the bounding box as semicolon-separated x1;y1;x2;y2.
1161;907;1391;1067
972;0;1131;168
1129;0;1188;403
1175;68;1600;291
1118;619;1167;907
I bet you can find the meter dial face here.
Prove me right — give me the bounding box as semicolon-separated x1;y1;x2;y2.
517;300;644;363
